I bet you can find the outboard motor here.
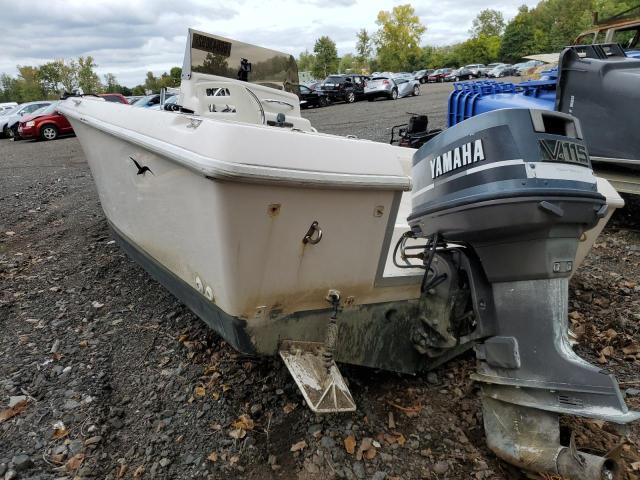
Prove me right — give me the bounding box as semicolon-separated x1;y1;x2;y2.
408;109;639;480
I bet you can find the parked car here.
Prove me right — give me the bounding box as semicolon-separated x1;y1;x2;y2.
17;101;74;141
487;64;516;78
0;102;18;115
445;67;475;82
299;84;329;108
483;63;506;76
464;64;486;77
365;75;420;101
99;93;129;104
131;94;176;108
514;60;545;75
0;101;52;138
427;68;453;83
413;69;434;83
319;74;367;103
125;95;144;104
364;76;399;100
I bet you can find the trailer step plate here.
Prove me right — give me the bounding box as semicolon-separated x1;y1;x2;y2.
279;340;356;413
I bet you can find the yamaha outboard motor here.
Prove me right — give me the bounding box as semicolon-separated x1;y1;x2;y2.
408;109;639;480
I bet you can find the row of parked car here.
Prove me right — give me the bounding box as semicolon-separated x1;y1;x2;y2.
298;60;545;109
419;60;545;83
0;92;181;141
299;72;423;108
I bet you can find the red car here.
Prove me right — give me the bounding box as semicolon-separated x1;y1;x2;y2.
99;93;129;104
18;94;129;141
427;68;453;83
18;102;73;141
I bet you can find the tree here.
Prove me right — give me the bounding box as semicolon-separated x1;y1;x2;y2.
470;9;505;38
312;36;339;78
0;73;20;102
374;4;426;71
144;71;160;93
38;60;66;97
298;50;315;72
339;53;356;73
77;56;101;93
355;29;373;68
169;67;182;86
500;6;537;62
104;73;118;93
17;66;44;101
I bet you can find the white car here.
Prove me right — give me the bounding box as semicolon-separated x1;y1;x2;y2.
0;102;18;115
1;101;52;138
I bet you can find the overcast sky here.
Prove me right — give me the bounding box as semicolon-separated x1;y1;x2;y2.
0;0;540;87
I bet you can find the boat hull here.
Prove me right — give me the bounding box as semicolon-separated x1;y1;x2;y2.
61;98;430;371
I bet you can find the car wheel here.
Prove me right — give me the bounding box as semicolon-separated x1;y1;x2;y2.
367;97;374;102
10;125;21;141
346;92;356;103
390;89;398;100
439;77;444;83
41;124;58;141
455;76;460;82
413;85;420;96
319;97;328;107
1;126;9;138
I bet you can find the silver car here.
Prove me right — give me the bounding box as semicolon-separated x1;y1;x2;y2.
365;76;421;101
1;101;52;138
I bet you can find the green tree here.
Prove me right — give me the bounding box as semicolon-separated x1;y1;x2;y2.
312;36;339;78
355;29;373;69
339;53;356;73
454;34;501;65
0;73;20;102
374;4;426;71
77;56;101;93
104;73;118;92
38;60;66;97
297;50;315;72
470;9;505;38
144;71;160;93
500;6;538;62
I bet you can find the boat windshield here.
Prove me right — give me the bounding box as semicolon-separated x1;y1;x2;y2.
183;29;299;94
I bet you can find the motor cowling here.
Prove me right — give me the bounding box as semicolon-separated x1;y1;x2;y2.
409;108;605;282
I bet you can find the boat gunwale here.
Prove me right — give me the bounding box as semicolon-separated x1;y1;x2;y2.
59;102;412;191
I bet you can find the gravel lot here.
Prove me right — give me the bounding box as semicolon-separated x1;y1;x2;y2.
1;79;639;480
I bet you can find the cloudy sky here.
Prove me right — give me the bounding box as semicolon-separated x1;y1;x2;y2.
0;0;539;87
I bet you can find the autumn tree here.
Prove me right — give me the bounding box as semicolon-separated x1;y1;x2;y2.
374;4;426;71
312;36;339;78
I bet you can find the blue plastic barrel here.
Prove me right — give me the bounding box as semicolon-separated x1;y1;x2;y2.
447;78;557;127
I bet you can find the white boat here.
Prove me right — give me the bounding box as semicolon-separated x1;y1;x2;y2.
59;29;636;479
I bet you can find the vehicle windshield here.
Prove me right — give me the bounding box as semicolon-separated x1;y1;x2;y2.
371;77;389;81
132;95;158;107
35;102;59;116
325;76;344;83
3;105;21;116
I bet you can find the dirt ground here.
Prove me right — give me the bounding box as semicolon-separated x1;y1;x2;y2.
1;79;639;480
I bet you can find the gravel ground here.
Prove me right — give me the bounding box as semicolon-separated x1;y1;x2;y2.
1;79;639;480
